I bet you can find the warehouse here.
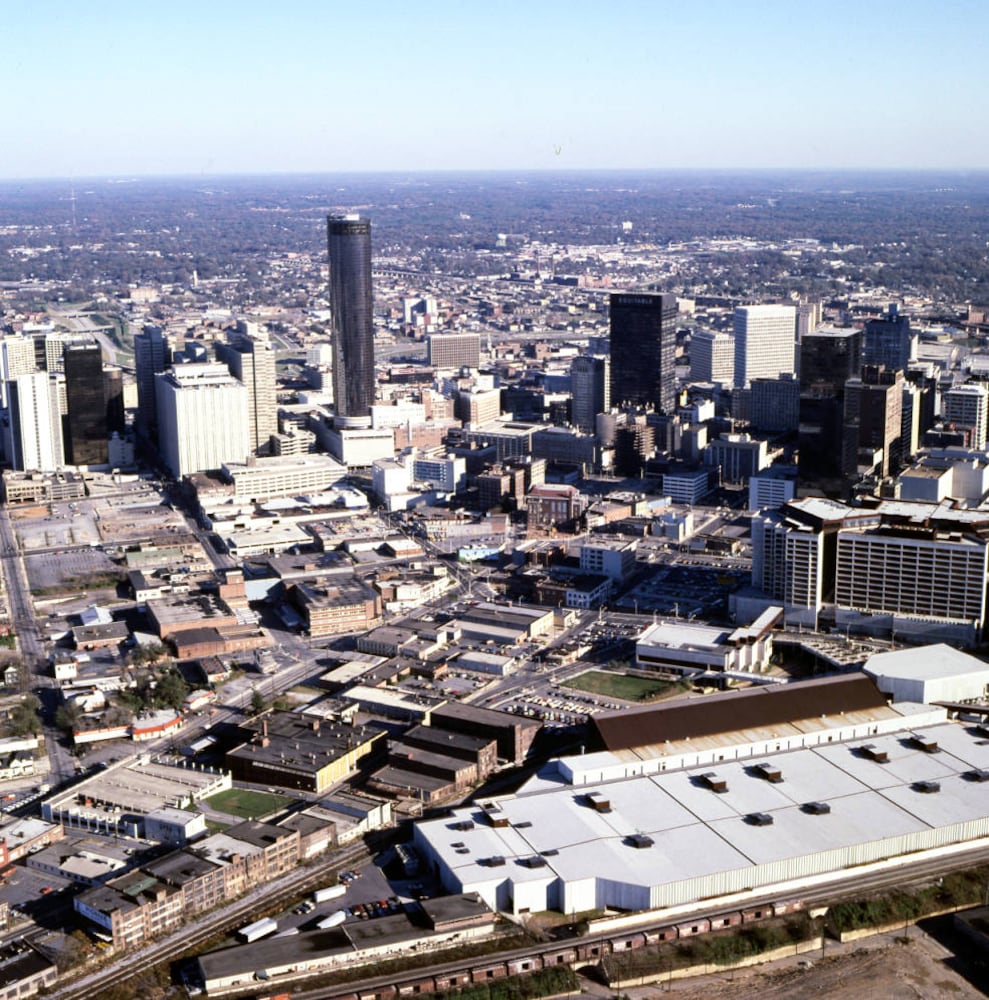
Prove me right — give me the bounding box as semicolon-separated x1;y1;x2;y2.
414;711;989;918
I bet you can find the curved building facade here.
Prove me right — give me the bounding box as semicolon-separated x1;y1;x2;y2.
328;215;374;421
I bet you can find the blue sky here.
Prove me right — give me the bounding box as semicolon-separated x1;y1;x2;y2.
2;0;986;178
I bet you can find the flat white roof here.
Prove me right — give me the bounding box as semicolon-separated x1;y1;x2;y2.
865;644;989;682
418;718;989;897
638;621;731;650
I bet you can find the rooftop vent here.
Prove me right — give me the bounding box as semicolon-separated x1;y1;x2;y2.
453;820;475;831
802;801;832;815
519;855;548;868
481;855;506;867
753;762;783;783
965;769;989;782
700;772;728;793
858;744;889;763
745;812;774;826
626;834;654;849
909;733;940;754
913;780;941;794
540;848;559;857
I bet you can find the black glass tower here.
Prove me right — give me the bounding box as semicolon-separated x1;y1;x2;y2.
63;342;108;465
609;292;678;415
328;214;374;422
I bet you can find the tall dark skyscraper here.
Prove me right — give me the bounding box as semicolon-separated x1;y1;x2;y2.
864;303;913;372
63;342;108;465
609;292;678;415
328;214;374;423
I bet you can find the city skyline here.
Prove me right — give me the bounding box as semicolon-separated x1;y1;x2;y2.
3;0;987;180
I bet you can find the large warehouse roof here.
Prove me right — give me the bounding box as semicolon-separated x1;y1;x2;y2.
416;716;989;916
591;674;889;751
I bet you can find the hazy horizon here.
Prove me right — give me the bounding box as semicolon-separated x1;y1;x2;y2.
4;1;987;181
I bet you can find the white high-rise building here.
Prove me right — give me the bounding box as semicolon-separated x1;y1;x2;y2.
733;304;797;387
6;372;64;471
690;330;734;385
943;383;988;450
155;363;249;478
215;329;277;455
0;336;39;408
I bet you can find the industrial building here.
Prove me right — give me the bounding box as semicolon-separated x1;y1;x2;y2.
42;758;230;838
0;940;57;1000
226;712;385;793
414;678;983;918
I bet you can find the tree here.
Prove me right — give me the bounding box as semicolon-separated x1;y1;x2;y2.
8;694;41;736
250;690;265;715
54;702;82;734
153;668;188;710
129;642;168;667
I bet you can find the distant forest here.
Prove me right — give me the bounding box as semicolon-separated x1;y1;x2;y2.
2;170;989;306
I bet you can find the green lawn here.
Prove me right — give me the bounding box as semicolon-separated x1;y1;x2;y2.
204;787;290;819
561;670;683;703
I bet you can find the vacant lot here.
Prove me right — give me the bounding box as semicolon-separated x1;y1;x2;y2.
562;670;680;703
204;788;290;819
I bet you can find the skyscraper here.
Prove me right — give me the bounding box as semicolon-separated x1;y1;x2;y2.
570;355;610;432
690;329;734;386
155;363;250;478
733;304;797;387
943;383;988;450
864;304;914;372
134;324;171;441
216;328;277;455
609;292;678;414
5;372;63;471
63;342;108;466
842;365;904;479
328;214;374;423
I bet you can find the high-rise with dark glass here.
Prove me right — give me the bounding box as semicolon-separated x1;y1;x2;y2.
328;214;374;423
63;341;108;465
609;292;678;414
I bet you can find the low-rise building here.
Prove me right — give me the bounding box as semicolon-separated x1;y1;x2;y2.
0;940;57;999
226;713;385;794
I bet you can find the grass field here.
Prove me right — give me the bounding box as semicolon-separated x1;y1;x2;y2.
205;787;290;819
561;670;683;703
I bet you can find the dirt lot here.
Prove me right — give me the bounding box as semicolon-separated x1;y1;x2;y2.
638;936;986;999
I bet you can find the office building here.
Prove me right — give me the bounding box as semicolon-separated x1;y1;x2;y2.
864;304;915;372
704;433;770;484
733;304;796;387
798;327;864;486
749;375;800;433
133;324;172;441
427;333;480;370
155;363;250;478
690;329;734;386
62;342;108;466
0;336;37;408
570;355;610;432
752;496;989;643
328;214;374;423
842;365;904;479
5;373;64;471
943;383;988;450
216;328;277;454
609;292;678;414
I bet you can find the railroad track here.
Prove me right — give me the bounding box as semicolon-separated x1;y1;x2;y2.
47;843;371;1000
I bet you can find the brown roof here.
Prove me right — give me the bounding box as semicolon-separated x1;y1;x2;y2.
590;674;888;752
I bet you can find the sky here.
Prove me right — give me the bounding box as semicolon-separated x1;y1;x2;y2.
3;0;987;179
